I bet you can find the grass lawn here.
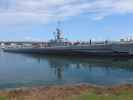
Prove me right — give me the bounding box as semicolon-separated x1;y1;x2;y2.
0;85;133;100
70;91;133;100
0;96;8;100
0;91;133;100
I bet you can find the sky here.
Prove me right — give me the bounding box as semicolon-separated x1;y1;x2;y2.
0;0;133;41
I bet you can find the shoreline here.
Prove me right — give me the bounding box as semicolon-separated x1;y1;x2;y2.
0;84;133;100
0;82;131;92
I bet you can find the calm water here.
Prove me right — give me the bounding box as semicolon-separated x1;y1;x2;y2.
0;50;133;89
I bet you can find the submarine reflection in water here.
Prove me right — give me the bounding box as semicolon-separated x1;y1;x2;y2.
30;54;133;85
0;52;133;88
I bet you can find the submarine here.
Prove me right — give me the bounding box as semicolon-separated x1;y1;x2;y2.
3;27;133;57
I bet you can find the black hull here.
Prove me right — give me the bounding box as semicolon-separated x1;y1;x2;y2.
3;48;133;57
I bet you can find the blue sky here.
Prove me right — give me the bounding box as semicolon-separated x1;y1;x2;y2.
0;0;133;41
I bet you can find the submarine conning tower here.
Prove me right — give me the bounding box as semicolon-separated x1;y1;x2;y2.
55;28;64;42
48;25;70;47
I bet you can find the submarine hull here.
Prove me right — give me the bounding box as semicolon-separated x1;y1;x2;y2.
3;44;133;57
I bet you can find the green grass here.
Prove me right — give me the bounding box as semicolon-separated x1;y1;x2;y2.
0;96;9;100
70;91;133;100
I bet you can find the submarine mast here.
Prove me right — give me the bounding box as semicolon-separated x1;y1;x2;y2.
54;21;64;41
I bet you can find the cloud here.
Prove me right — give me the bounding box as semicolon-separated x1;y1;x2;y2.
0;0;133;26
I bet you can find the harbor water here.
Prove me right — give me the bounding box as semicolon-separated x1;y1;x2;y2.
0;50;133;89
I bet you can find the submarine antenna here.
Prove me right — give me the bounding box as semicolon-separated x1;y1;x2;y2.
57;21;61;29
